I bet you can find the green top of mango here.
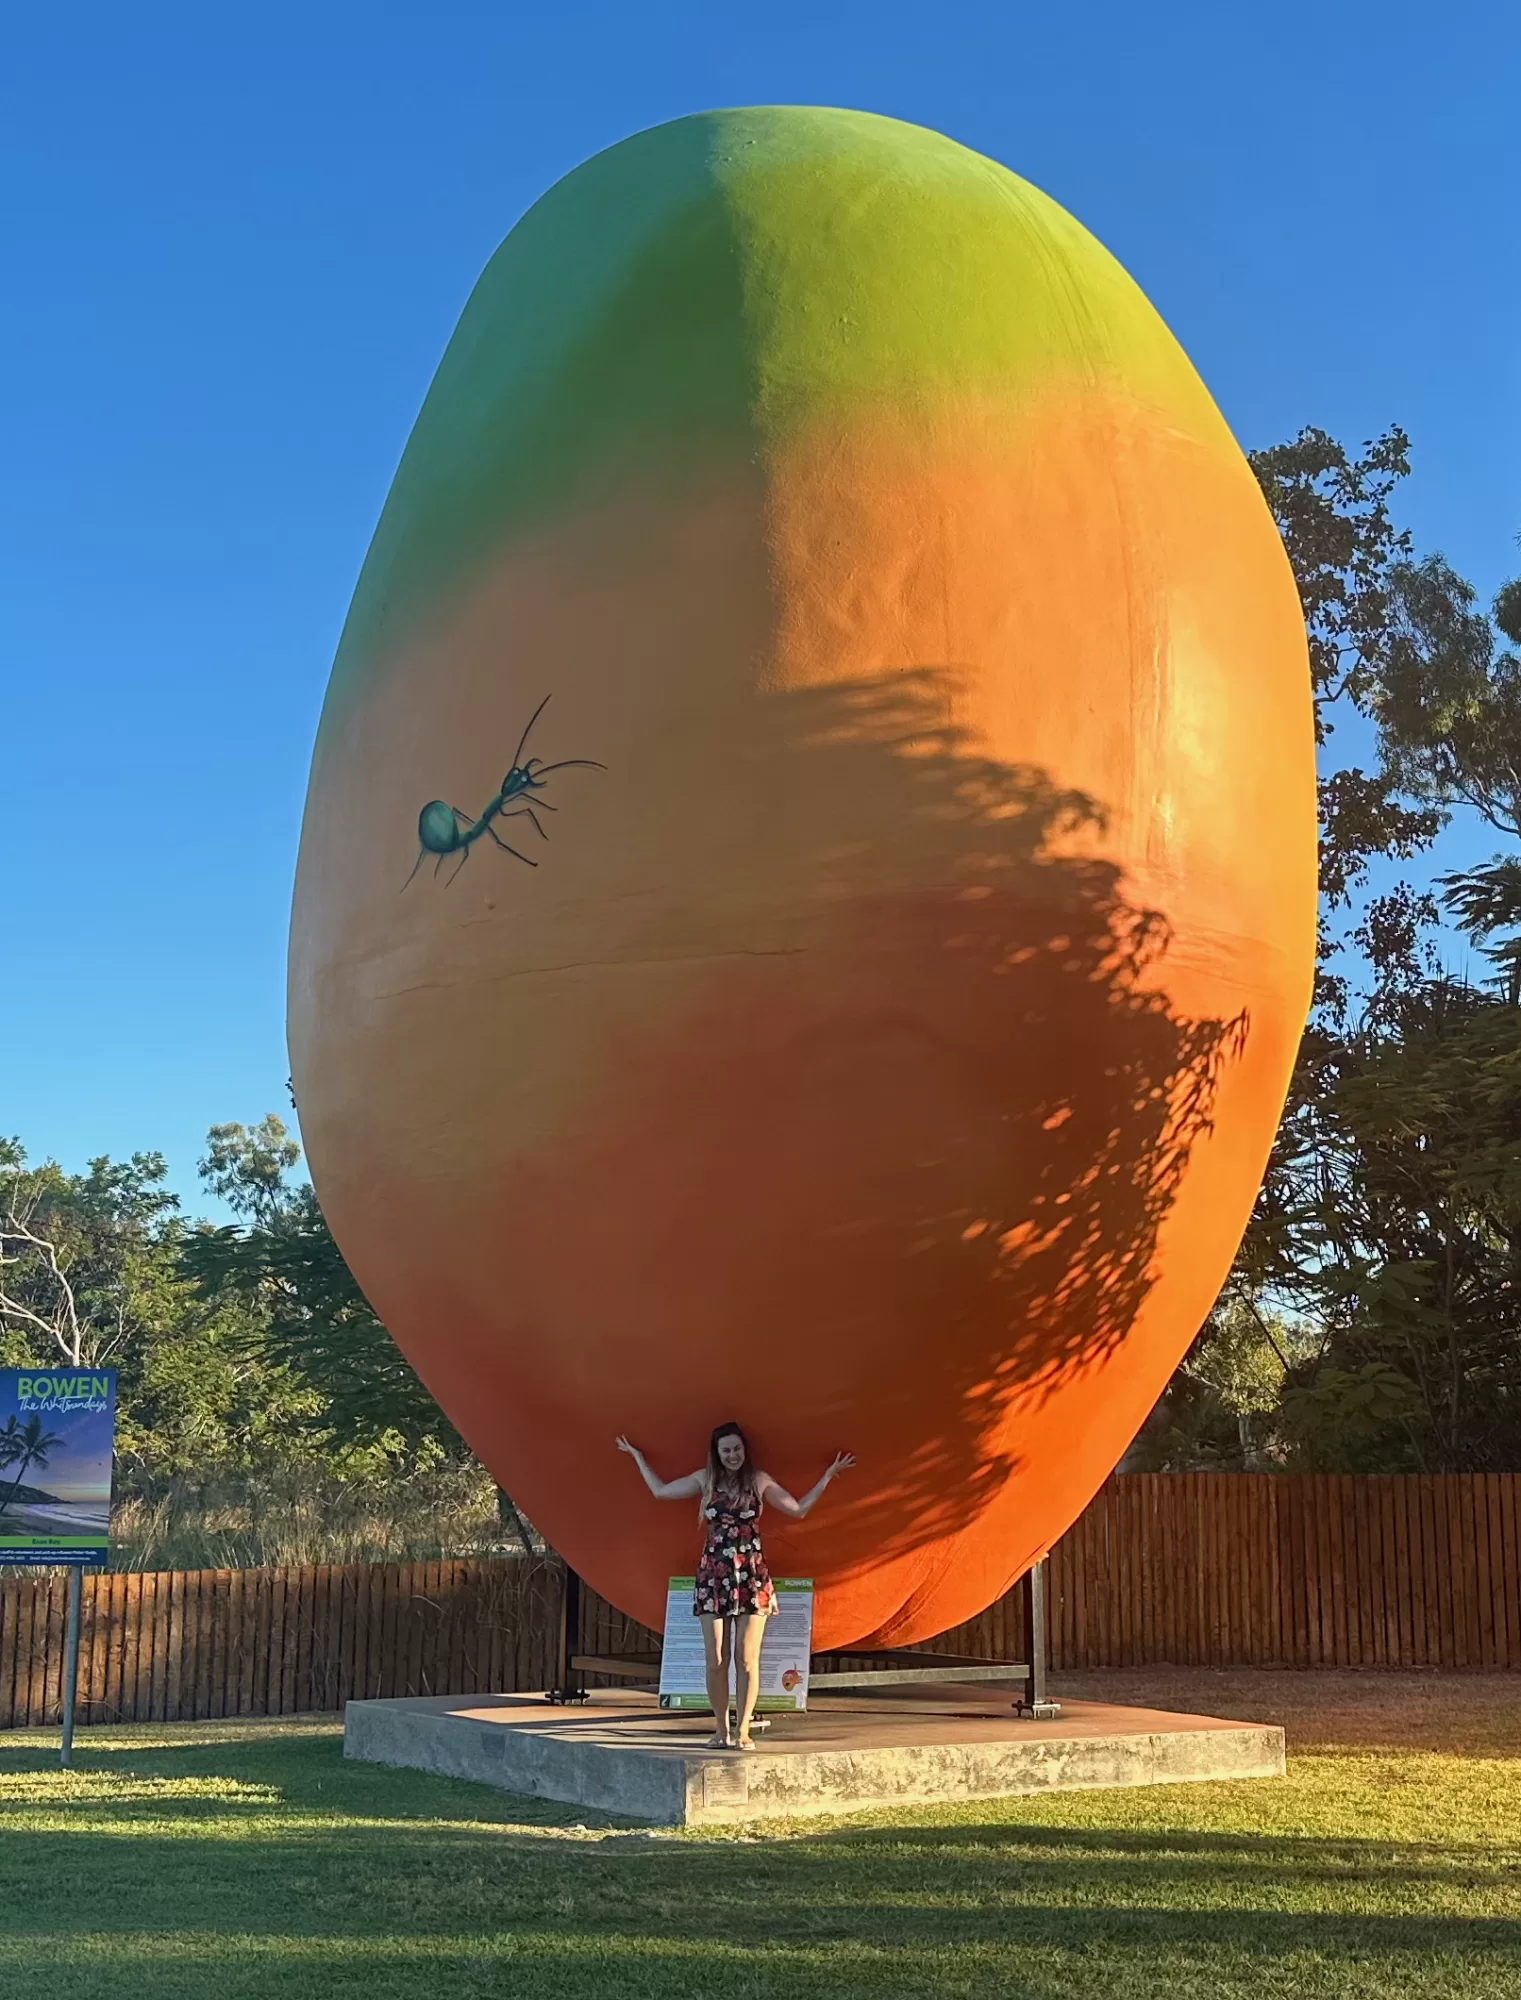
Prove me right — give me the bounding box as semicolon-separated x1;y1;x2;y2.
324;106;1213;729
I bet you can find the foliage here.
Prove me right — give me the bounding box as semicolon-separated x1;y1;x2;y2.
1377;552;1521;839
0;1124;524;1557
0;1414;65;1525
179;1121;537;1552
0;1139;320;1491
0;1115;537;1561
0;1141;179;1369
108;1455;505;1571
180;1116;465;1461
1159;440;1521;1472
1126;1298;1306;1472
1249;427;1444;911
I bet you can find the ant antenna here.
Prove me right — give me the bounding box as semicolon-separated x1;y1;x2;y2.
509;694;553;773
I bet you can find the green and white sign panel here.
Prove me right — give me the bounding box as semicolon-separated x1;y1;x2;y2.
0;1368;115;1566
658;1576;814;1711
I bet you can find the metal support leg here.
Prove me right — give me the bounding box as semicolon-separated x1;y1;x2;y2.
1015;1558;1061;1719
545;1561;589;1704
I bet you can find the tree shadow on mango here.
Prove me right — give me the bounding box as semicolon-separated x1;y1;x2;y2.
465;666;1249;1643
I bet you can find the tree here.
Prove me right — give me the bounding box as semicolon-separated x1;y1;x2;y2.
0;1137;329;1498
0;1140;179;1369
1377;550;1521;842
181;1118;463;1458
0;1413;65;1526
1159;434;1521;1471
1248;427;1444;912
0;1124;525;1558
181;1119;536;1550
200;1115;303;1226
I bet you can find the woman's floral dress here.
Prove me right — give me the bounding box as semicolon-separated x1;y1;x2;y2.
693;1485;778;1618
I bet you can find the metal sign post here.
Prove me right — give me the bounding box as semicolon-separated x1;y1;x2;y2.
60;1563;83;1768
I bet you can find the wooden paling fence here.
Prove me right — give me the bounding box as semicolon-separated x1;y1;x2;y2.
0;1555;568;1731
1045;1473;1521;1673
2;1474;1519;1728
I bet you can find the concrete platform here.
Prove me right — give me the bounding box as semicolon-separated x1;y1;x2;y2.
343;1682;1285;1826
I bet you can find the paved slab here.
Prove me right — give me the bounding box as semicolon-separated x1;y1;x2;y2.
344;1682;1285;1826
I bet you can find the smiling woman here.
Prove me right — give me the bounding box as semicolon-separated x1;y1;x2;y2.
288;105;1315;1653
616;1423;853;1748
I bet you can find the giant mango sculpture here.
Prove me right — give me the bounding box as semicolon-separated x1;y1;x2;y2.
288;108;1315;1650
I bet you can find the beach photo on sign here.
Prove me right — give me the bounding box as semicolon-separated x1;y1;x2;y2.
0;1371;115;1544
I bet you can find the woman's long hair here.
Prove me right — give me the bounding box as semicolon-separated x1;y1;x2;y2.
700;1421;757;1517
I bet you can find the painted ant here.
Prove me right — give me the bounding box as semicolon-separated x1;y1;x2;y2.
403;694;604;889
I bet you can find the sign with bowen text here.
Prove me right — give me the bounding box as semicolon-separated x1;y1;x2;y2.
0;1368;115;1565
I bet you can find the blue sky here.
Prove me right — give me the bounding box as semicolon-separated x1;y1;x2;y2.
4;1;1518;1214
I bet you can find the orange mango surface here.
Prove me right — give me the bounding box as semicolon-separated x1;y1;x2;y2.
288;111;1315;1648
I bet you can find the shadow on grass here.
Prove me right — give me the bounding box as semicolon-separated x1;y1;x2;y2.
2;1731;1520;1992
1050;1671;1521;1762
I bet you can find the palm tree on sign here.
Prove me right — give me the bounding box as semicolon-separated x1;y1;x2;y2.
0;1414;65;1526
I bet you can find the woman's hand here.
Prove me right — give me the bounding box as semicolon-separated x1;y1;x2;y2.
617;1436;704;1501
827;1451;856;1480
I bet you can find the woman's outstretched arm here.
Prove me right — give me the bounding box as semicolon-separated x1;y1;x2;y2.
758;1451;855;1518
616;1436;704;1500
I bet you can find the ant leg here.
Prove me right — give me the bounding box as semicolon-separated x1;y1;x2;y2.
498;806;550;841
484;824;538;866
444;848;472;885
401;848;428;892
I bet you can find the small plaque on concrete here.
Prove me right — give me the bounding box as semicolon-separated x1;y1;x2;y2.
702;1761;750;1808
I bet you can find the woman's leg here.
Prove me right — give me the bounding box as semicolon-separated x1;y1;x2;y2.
734;1614;767;1747
700;1615;733;1746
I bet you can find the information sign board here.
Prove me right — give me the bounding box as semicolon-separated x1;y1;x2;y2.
0;1368;115;1565
658;1576;814;1711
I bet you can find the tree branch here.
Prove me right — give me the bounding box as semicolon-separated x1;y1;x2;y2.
0;1212;85;1365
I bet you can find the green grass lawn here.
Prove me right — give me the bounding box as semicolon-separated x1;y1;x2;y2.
2;1671;1519;1999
